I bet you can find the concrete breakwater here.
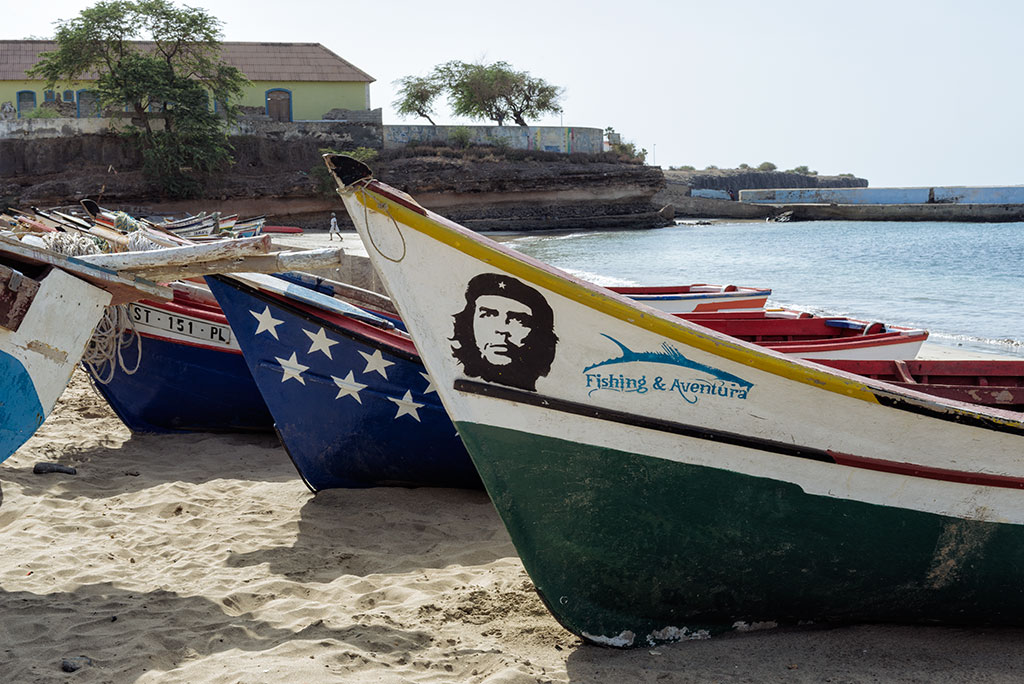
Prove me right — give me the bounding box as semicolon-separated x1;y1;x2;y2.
732;186;1024;222
660;174;1024;222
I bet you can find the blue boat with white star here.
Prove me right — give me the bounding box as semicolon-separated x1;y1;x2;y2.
205;272;480;490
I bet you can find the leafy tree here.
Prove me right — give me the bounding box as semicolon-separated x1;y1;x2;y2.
756;161;777;172
787;165;817;175
392;74;443;125
30;0;249;197
432;60;562;127
604;126;646;163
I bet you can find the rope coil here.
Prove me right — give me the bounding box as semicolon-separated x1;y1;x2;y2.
38;230;143;384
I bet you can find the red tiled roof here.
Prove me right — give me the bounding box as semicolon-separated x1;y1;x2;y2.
0;40;374;82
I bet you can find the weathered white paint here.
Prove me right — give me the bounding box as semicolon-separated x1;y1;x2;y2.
2;267;110;414
337;174;1024;527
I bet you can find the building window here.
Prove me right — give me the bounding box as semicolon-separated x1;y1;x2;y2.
63;90;74;102
76;89;101;118
265;88;292;122
16;91;36;117
43;90;56;103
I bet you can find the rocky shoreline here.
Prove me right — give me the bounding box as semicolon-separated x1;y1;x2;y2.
0;134;673;231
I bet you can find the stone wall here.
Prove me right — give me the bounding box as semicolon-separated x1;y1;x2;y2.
383;125;604;154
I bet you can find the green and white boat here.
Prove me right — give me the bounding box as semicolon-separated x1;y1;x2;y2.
327;154;1024;648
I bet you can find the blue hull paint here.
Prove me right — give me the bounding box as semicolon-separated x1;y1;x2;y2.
88;334;274;434
0;349;47;462
205;276;479;490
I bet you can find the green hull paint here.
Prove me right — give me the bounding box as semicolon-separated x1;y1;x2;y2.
457;421;1024;646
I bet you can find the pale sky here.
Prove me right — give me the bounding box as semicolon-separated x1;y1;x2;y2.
9;0;1023;187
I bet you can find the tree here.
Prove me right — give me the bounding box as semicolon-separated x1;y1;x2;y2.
786;165;818;176
431;60;562;127
30;0;250;197
392;74;443;125
756;161;777;172
604;127;646;163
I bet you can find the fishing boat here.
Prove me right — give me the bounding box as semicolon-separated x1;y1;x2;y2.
204;272;479;490
0;235;170;462
610;284;770;313
327;154;1024;647
86;281;274;434
813;358;1024;411
680;310;928;360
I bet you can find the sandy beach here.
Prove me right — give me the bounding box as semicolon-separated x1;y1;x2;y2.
3;232;1024;682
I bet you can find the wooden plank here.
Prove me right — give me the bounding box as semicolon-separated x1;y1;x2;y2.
0;235;171;303
76;235;274;271
126;248;345;281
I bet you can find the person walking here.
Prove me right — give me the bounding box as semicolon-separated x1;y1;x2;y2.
328;212;340;241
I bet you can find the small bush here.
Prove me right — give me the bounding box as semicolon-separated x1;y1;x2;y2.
756;161;777;172
22;107;60;119
449;126;472;149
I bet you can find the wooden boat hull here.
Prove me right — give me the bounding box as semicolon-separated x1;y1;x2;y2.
87;295;274;434
1;268;110;461
611;284;770;313
814;358;1024;411
328;154;1024;646
205;274;479;490
680;311;928;360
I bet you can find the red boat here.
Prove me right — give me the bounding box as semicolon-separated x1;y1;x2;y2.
609;283;770;313
678;309;929;360
814;358;1024;411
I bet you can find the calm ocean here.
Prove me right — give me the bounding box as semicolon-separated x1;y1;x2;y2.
504;220;1024;359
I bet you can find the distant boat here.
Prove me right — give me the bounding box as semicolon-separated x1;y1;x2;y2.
205;272;479;490
328;153;1024;647
813;358;1024;411
262;225;304;234
610;284;769;313
679;309;928;360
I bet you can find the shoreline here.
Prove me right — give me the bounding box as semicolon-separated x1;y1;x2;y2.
3;231;1019;680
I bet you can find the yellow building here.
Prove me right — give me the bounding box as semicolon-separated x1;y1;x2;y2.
0;40;374;121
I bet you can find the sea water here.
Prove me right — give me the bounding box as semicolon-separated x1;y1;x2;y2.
504;220;1024;359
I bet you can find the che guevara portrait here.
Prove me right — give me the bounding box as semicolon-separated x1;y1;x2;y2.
450;273;558;391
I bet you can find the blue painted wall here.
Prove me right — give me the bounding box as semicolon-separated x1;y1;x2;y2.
739;186;1024;205
691;188;732;200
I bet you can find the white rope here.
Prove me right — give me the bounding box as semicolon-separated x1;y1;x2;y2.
81;307;142;384
41;231;106;256
127;230;164;252
40;229;143;383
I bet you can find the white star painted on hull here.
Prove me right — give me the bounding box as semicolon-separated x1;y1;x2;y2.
389;390;423;422
275;352;309;384
303;327;338;359
420;372;437;394
250;306;284;339
331;371;367;403
358;349;394;378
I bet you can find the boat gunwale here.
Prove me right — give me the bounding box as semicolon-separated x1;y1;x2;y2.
338;176;1024;430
